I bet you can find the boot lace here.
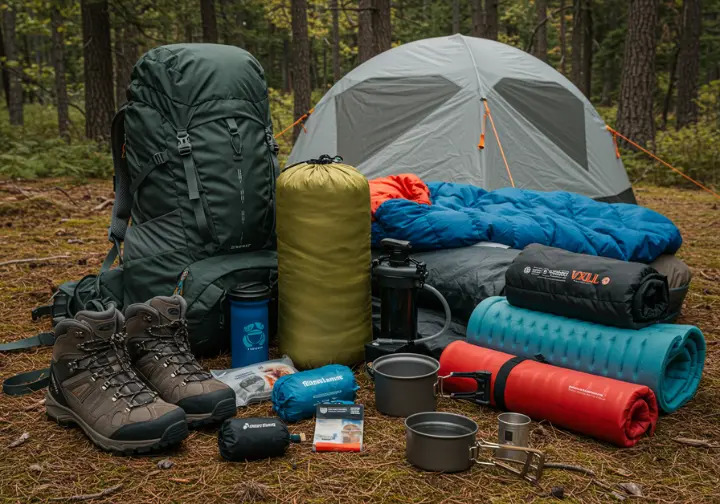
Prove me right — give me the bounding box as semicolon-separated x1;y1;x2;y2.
144;318;211;384
69;333;156;409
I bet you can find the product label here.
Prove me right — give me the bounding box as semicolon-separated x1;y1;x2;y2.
523;265;569;282
243;322;266;351
568;385;606;400
243;422;276;430
302;375;344;387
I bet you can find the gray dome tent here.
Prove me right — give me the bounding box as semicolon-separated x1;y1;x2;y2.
288;35;635;203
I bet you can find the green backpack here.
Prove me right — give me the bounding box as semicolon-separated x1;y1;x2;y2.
106;43;279;355
3;44;279;395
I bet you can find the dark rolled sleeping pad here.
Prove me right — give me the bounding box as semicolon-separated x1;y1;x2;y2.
505;244;669;329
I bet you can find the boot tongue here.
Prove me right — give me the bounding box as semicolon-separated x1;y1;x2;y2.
75;307;122;341
147;296;186;324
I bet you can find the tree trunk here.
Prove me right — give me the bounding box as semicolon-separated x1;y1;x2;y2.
0;15;10;109
452;0;460;33
534;0;548;62
3;6;22;126
472;0;485;37
571;0;583;88
51;4;69;139
676;0;701;129
200;0;218;43
373;0;392;54
331;0;340;80
559;0;567;75
282;37;290;92
82;0;114;141
235;6;245;47
600;57;615;106
358;0;374;63
115;23;137;108
615;0;659;147
581;0;593;97
661;44;679;129
291;0;311;141
485;0;499;40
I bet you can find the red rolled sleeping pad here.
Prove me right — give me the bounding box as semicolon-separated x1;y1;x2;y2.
439;341;659;447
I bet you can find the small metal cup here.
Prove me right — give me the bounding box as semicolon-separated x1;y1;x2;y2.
496;412;531;463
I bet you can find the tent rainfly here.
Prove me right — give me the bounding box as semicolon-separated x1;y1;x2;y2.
288;35;636;203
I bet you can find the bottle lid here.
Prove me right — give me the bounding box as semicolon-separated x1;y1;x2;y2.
228;282;272;302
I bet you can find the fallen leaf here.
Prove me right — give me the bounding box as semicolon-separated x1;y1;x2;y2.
157;459;174;470
550;486;564;499
617;482;643;497
8;432;29;448
611;467;634;477
611;491;627;501
169;478;191;484
674;437;720;449
28;464;43;473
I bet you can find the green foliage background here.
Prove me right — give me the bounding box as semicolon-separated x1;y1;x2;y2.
1;0;719;188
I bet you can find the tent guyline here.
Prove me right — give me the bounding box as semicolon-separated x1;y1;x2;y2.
275;108;315;139
482;100;515;188
607;126;720;200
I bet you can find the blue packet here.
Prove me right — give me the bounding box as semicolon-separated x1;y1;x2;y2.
271;364;359;422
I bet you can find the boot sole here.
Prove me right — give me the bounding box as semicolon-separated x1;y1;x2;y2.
186;397;236;428
45;394;189;455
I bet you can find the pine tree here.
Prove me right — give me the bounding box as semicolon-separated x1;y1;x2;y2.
616;0;659;147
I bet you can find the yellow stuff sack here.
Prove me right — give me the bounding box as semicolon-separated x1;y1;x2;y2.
276;157;372;368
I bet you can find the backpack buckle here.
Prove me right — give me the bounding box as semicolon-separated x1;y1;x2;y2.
177;132;192;156
152;151;168;166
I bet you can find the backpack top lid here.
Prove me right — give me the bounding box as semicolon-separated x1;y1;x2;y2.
130;44;269;108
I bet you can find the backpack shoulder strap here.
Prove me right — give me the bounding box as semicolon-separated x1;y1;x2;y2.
109;104;130;250
103;105;130;271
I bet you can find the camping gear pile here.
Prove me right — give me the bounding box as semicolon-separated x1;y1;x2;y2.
0;39;709;487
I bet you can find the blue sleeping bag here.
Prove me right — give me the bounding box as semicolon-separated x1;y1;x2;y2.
271;365;358;422
372;183;682;263
467;297;706;413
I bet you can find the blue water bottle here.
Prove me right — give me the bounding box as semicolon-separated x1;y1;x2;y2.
228;283;271;368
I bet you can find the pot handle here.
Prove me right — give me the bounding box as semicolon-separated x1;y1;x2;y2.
436;371;491;406
365;362;375;381
469;441;545;485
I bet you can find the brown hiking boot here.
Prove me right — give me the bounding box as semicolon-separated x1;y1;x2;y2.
124;296;236;427
45;306;189;454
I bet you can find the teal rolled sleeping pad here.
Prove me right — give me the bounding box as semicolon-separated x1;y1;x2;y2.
467;297;706;413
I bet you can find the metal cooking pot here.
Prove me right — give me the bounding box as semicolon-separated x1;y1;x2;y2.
367;353;490;417
405;412;545;483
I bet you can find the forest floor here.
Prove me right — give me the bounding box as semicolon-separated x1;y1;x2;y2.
0;179;718;504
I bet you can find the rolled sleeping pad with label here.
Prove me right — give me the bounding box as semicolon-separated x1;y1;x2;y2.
228;283;271;368
468;297;706;413
218;417;304;461
271;364;359;422
505;244;669;329
439;341;658;447
276;157;372;368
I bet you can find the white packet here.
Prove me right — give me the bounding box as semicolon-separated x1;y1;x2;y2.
211;356;298;407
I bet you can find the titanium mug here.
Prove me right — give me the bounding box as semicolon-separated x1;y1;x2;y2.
496;412;532;463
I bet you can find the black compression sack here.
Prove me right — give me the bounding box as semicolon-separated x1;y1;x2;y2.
505;245;669;329
218;417;304;462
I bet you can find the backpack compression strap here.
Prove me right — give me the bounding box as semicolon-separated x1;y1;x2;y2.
2;368;50;396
